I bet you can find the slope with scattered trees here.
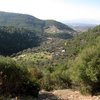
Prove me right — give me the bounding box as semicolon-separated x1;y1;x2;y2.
0;11;100;98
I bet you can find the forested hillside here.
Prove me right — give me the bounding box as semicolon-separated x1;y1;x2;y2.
0;26;41;55
0;12;75;56
0;11;44;32
0;11;75;34
0;12;100;99
12;25;100;95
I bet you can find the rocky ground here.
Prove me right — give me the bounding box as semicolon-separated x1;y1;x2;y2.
38;89;100;100
1;89;100;100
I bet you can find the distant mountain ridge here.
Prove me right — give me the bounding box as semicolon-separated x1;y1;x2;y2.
0;11;75;34
67;23;96;32
0;11;44;32
0;11;75;55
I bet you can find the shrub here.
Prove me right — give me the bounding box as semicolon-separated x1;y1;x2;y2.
41;66;72;91
0;56;40;97
70;43;100;95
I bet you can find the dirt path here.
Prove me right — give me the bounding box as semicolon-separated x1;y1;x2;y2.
38;89;100;100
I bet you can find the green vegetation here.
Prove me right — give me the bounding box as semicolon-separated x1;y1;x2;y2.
44;20;74;31
11;25;100;96
0;56;41;98
0;11;100;98
0;11;44;32
0;11;74;38
0;26;41;55
0;11;75;55
70;36;100;95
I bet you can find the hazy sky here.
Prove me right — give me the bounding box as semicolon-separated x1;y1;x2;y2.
0;0;100;24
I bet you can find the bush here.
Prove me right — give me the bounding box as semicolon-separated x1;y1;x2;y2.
41;66;72;91
0;56;40;97
70;43;100;95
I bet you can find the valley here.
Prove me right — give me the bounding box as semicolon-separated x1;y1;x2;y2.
0;12;100;100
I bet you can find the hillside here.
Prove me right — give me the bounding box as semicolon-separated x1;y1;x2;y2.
13;25;100;94
44;20;75;34
0;11;76;55
0;11;44;32
0;11;75;35
14;25;100;66
0;12;100;99
0;26;41;55
0;25;100;99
